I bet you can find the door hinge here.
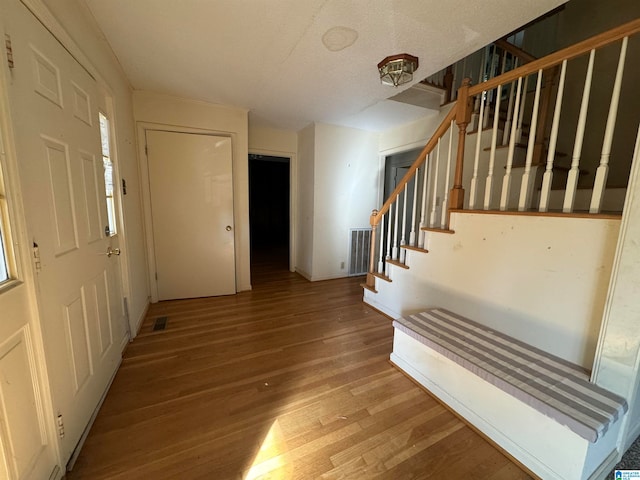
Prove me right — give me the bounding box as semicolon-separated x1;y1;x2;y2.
5;34;14;69
56;413;65;438
32;242;42;273
145;145;148;155
155;272;158;280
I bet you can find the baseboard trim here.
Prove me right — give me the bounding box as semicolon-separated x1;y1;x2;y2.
587;448;619;480
133;300;151;338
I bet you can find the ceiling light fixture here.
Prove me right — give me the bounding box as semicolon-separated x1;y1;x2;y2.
377;53;419;87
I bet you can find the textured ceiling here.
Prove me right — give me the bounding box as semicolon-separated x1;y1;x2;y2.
83;0;566;131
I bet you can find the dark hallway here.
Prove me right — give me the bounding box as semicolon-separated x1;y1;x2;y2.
249;154;290;283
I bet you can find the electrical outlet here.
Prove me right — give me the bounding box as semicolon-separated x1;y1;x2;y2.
340;261;345;269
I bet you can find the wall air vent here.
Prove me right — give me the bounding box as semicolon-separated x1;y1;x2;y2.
348;228;371;276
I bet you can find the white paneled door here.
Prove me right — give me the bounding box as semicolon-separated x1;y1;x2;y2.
146;130;236;300
1;0;127;470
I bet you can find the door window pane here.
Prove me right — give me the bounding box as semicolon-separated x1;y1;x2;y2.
0;219;8;283
99;113;116;236
0;192;10;285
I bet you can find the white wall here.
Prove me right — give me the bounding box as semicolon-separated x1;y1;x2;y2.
366;212;620;368
249;126;297;154
295;123;379;281
41;0;150;332
379;105;453;155
133;91;251;292
312;123;379;280
296;124;315;279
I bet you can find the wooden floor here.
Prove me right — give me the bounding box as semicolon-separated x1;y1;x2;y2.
67;251;533;479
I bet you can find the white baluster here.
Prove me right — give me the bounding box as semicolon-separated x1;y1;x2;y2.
502;57;519;145
392;196;400;260
515;74;529;144
539;60;568;212
518;69;543;211
590;37;628;214
484;82;503;210
469;90;486;209
418;154;430;248
377;214;385;274
429;139;442;227
500;76;523;210
441;121;454;228
385;206;392;277
400;185;408;263
409;166;420;246
564;49;596;213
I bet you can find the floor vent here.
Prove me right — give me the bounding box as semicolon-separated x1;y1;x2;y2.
153;316;168;331
349;228;371;276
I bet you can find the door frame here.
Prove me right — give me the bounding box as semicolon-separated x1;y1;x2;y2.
378;140;428;205
137;123;238;302
248;148;297;272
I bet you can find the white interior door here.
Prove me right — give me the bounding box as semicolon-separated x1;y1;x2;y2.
1;0;127;466
146;130;235;300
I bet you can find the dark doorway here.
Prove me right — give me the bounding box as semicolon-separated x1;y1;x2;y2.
249;154;290;281
383;147;424;244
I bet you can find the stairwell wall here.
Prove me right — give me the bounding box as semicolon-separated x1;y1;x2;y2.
365;212;620;369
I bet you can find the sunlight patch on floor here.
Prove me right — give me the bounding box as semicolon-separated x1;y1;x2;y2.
244;419;292;479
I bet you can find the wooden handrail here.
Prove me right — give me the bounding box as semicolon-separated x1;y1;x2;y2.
468;18;640;97
371;105;457;226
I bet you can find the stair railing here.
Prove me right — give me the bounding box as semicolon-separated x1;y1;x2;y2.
365;18;640;290
365;105;458;288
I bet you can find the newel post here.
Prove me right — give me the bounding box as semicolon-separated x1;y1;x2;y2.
450;78;473;210
366;209;379;288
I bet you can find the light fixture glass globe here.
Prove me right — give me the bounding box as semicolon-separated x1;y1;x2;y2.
378;54;419;87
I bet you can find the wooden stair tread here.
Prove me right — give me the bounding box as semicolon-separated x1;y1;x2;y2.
386;259;410;270
401;245;429;254
360;282;378;293
372;272;392;283
421;227;455;234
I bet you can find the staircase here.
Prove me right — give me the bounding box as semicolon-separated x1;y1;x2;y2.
362;18;640;366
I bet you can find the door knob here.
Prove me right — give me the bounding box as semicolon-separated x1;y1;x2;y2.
106;247;121;257
226;226;232;232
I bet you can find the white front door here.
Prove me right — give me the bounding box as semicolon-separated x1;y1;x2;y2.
0;111;60;478
1;0;127;466
146;130;236;300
